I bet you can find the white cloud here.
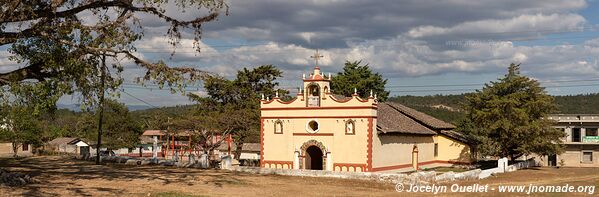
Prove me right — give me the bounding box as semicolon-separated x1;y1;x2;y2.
407;14;586;39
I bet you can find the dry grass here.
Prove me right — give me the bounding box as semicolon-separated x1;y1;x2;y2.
1;156;598;196
0;156;396;196
424;167;599;197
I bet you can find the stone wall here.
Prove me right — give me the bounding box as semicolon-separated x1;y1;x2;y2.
76;155;536;185
230;157;537;184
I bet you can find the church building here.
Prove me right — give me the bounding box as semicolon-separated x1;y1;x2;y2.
260;60;473;173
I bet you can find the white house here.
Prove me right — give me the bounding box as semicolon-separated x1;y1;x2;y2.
47;137;90;156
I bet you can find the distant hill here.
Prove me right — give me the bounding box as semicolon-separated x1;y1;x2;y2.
57;104;154;112
388;93;599;124
57;93;599;127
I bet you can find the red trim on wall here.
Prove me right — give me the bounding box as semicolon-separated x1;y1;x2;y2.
370;160;474;172
366;118;373;172
262;160;294;169
334;163;368;172
261;106;378;110
262;99;275;104
356;97;369;102
328;95;352;103
260;119;265;167
327;94;372;103
276;97;298;104
262;116;377;119
293;133;334;136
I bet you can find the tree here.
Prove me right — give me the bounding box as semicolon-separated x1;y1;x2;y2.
170;111;234;164
0;105;41;158
331;61;390;101
189;65;287;159
77;99;142;150
0;82;56;157
459;63;564;161
1;0;227;110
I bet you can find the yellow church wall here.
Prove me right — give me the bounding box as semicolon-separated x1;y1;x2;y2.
260;66;474;173
434;134;473;163
371;133;435;172
261;116;372;171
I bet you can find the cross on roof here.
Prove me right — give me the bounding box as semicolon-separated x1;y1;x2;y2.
310;49;324;67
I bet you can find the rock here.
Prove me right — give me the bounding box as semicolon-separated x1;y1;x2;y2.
435;171;455;183
160;161;175;166
125;159;139;165
198;154;209;169
221;156;232;170
116;157;131;163
0;168;37;187
140;160;151;165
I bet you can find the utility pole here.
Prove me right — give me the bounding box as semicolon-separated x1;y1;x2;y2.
95;54;106;165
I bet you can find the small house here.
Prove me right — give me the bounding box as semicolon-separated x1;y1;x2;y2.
47;137;90;156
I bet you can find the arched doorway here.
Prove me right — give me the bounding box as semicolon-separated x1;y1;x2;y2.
305;146;323;170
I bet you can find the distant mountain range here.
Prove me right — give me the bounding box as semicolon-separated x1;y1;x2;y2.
389;93;599;124
58;93;599;124
57;104;154;112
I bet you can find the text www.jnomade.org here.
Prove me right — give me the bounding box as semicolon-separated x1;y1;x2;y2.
395;183;595;195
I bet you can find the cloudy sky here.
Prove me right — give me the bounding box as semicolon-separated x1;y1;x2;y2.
3;0;599;107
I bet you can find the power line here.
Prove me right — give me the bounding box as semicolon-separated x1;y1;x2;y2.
121;90;159;108
386;78;599;88
388;83;599;93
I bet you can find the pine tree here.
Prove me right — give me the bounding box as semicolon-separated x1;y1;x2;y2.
459;63;564;161
331;61;389;101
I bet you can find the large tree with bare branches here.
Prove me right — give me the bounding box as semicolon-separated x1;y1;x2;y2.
0;0;227;108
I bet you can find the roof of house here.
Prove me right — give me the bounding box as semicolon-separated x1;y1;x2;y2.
377;103;438;135
383;102;456;130
217;143;261;152
439;130;471;144
142;130;166;136
47;137;81;145
142;130;192;137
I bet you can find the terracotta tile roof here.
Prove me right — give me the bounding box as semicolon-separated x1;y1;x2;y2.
47;137;80;145
383;102;455;130
312;74;325;80
439;130;471;144
142;130;166;136
376;103;437;135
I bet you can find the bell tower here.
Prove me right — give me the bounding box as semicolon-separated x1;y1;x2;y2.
302;50;331;107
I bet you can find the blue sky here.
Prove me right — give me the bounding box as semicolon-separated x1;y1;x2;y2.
2;0;599;107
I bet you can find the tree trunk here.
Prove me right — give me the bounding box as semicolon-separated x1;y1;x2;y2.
95;55;106;165
11;142;19;158
234;141;243;160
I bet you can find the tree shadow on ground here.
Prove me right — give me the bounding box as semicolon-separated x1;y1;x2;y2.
0;156;251;195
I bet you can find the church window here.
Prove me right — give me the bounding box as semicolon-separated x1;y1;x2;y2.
306;120;320;133
434;143;438;158
274;120;283;134
345;120;355;135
